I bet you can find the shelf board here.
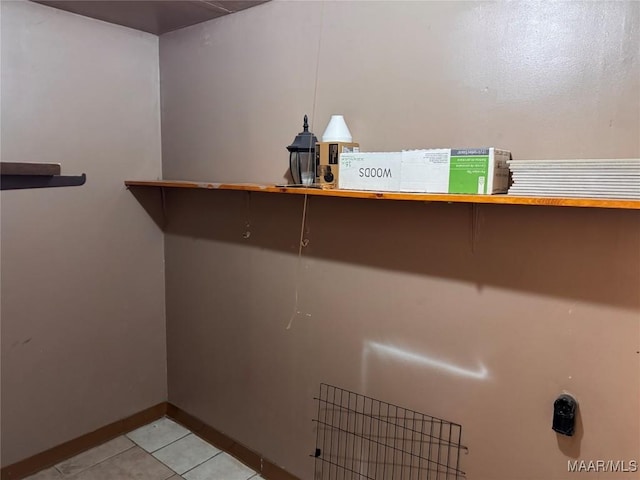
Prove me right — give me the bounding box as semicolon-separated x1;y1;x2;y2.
124;180;640;210
1;163;86;190
1;162;61;176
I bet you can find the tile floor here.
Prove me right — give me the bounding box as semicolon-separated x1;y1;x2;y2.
26;417;263;480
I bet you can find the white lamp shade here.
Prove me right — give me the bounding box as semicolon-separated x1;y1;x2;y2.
322;115;353;143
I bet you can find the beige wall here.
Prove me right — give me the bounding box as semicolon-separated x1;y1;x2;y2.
160;1;640;479
160;1;639;183
1;1;166;466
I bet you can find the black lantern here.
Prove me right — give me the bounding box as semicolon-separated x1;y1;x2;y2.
287;115;318;185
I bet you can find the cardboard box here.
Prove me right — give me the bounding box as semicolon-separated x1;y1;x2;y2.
338;152;402;191
338;148;511;194
400;148;511;194
315;142;359;189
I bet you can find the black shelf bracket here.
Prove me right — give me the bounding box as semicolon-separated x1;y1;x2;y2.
1;173;87;190
0;163;86;190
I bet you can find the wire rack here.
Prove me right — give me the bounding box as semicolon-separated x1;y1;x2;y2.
312;384;467;480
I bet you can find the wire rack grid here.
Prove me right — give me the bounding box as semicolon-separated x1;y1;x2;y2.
312;383;467;480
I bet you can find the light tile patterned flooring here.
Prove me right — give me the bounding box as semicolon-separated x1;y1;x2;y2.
26;417;262;480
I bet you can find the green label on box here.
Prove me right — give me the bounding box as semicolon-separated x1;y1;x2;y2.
449;155;489;194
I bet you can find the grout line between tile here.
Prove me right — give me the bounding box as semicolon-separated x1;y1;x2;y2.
179;450;224;476
161;469;176;480
148;430;191;454
38;420;259;480
53;442;137;478
126;418;191;454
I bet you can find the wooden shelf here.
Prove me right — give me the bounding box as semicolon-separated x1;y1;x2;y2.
124;180;640;210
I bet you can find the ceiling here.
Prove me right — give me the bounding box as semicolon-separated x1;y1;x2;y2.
32;1;269;35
